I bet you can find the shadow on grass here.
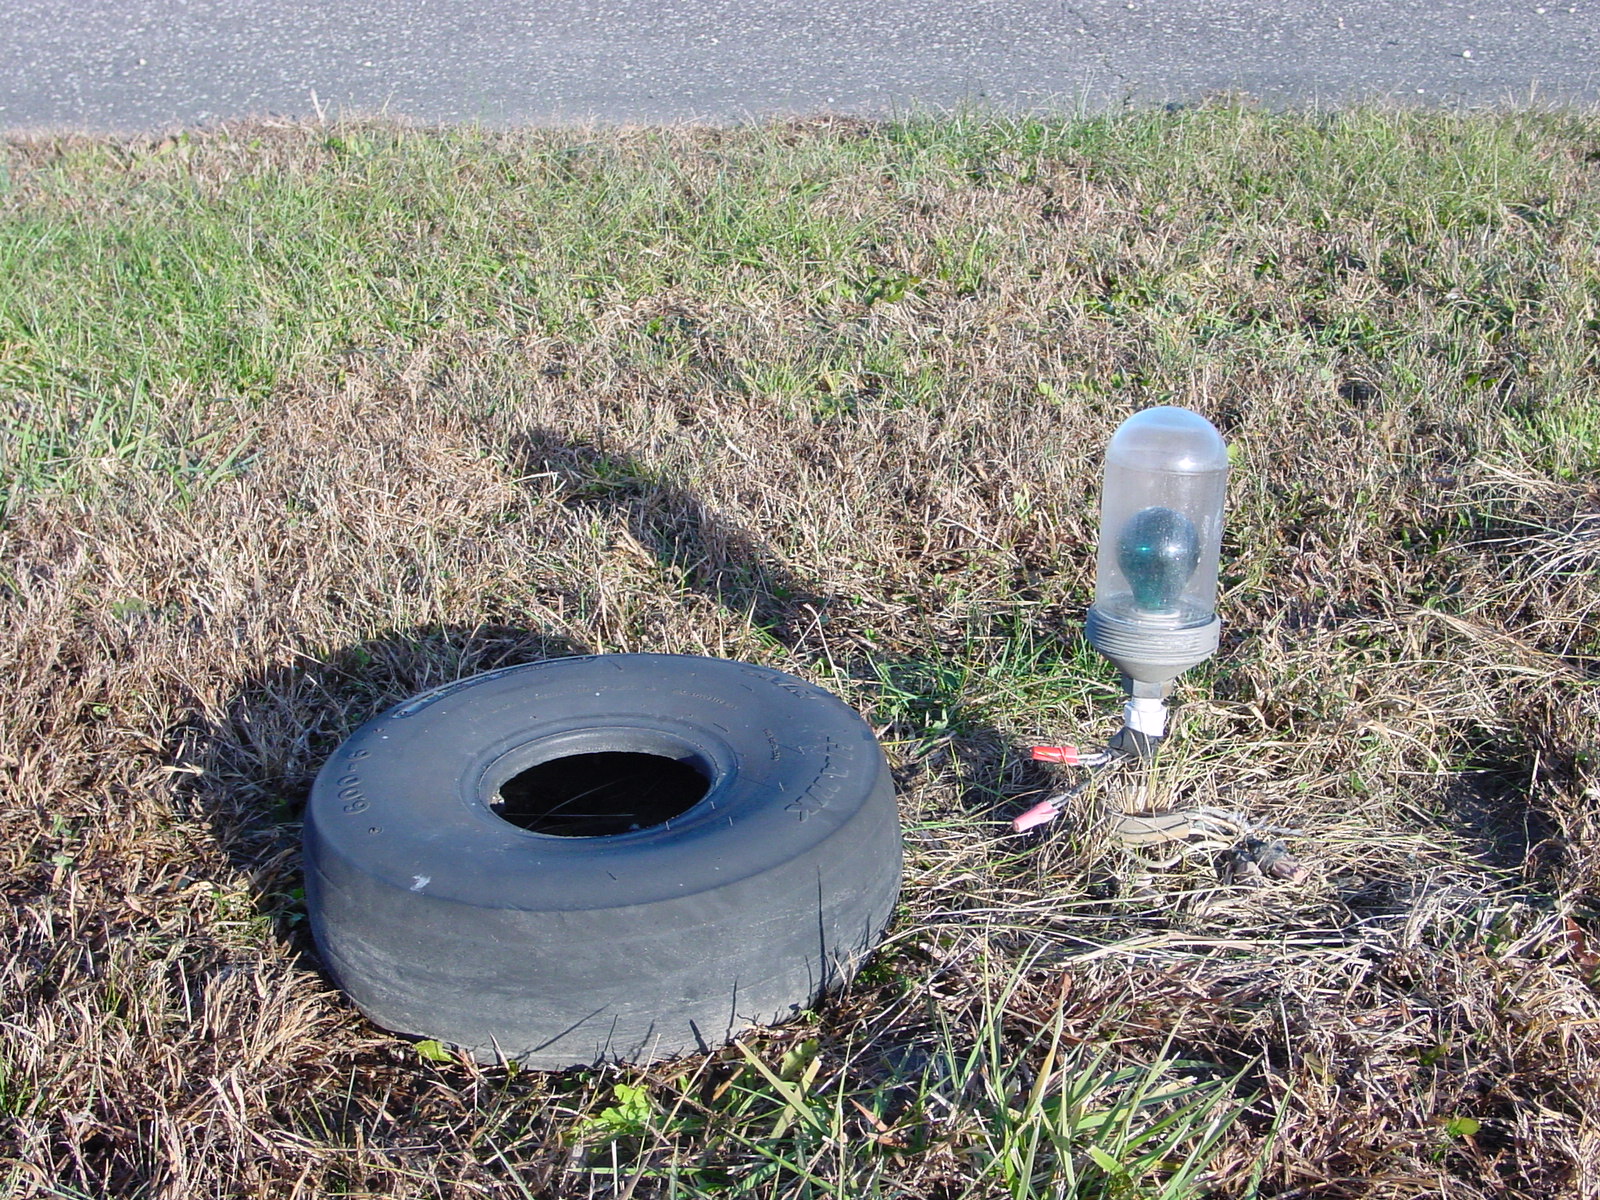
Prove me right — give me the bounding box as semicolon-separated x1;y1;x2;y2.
505;428;829;647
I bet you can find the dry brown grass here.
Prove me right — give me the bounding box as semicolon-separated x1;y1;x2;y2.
2;106;1599;1198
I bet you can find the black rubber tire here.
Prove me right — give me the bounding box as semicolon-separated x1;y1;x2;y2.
303;653;902;1069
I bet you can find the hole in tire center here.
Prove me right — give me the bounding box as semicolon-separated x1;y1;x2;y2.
492;751;710;837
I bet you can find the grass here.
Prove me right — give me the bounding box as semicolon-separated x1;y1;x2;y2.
2;102;1599;1197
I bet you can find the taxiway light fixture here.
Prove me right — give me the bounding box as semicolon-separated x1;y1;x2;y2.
1085;406;1230;752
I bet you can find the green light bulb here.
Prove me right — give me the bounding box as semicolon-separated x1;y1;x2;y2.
1117;506;1200;613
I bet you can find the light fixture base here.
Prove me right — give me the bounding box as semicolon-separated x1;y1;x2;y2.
1085;605;1221;688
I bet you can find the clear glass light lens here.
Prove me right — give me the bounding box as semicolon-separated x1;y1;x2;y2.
1093;407;1229;630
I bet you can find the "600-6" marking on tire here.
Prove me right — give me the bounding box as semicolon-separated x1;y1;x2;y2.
336;749;372;813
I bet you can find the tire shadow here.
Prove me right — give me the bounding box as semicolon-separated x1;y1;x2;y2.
505;428;829;648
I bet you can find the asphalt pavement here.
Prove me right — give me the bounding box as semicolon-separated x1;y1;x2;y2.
2;0;1596;132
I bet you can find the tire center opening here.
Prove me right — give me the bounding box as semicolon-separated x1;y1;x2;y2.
491;751;711;837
